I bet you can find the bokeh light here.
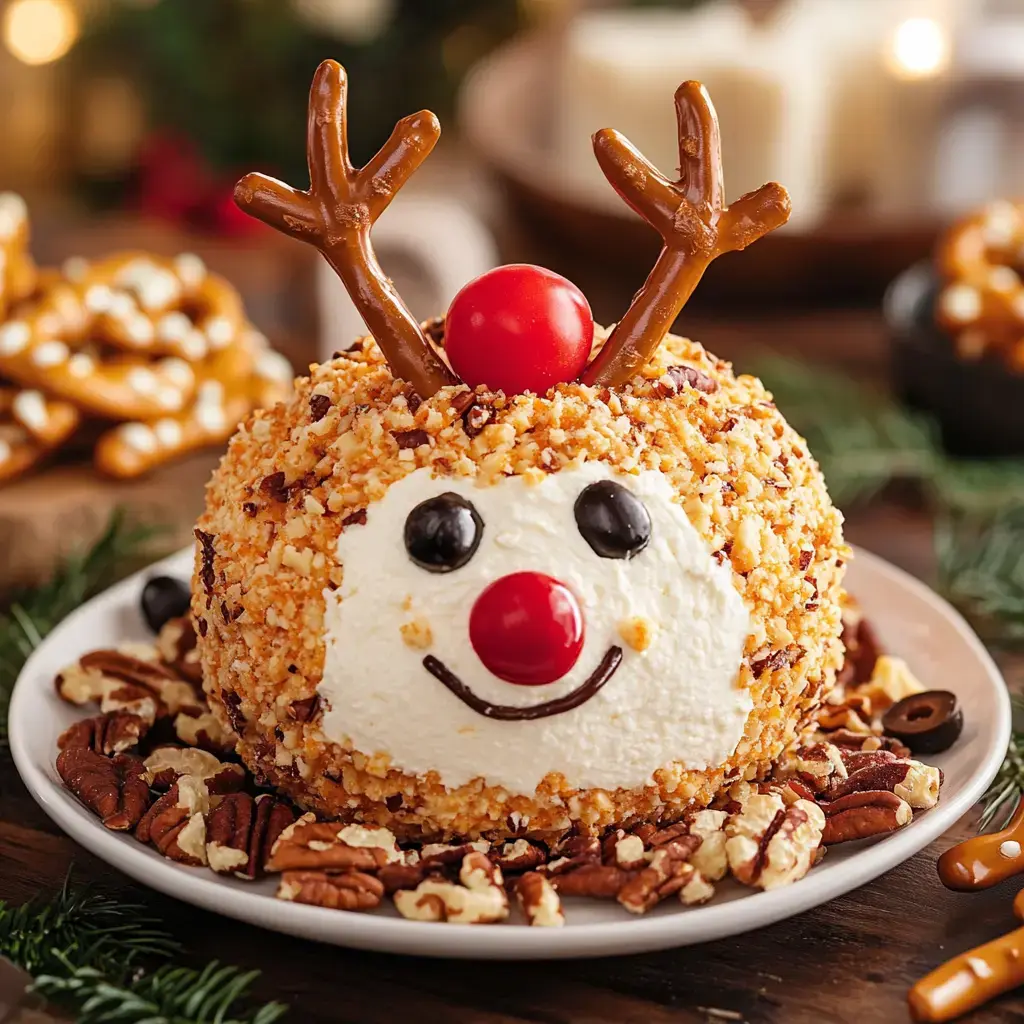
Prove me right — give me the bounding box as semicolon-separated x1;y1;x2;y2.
2;0;80;66
887;17;950;80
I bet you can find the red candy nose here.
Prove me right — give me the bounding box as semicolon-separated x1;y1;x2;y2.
469;571;585;686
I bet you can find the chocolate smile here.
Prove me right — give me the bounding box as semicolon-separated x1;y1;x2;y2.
422;646;623;721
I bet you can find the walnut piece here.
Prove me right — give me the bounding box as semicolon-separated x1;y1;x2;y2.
516;872;564;927
726;793;825;890
174;709;237;754
143;746;244;794
135;776;211;865
618;839;705;914
394;852;509;924
56;748;150;831
686;809;729;882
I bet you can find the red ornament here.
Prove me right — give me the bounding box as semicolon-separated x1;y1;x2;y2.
444;264;594;395
469;571;585;686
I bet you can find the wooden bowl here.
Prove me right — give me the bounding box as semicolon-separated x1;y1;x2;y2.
886;262;1024;456
460;36;940;306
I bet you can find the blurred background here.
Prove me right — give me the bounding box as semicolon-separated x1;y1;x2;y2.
1;0;1023;640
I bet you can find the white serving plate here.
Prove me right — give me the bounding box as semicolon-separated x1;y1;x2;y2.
9;546;1010;960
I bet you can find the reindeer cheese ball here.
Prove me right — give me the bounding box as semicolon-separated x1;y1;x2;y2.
193;62;847;840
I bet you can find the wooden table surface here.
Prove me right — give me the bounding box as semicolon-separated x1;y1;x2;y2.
2;308;1022;1024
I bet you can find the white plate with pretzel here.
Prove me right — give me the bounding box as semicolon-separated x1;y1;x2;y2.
9;545;1010;959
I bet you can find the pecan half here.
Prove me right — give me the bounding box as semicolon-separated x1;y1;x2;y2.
78;650;201;717
56;665;160;725
419;840;491;868
57;712;148;756
278;870;384;911
135;776;210;865
490;838;547;874
206;792;253;875
550;864;634;899
516;872;564;927
821;791;913;845
56;748;150;831
267;821;401;873
827;758;940;810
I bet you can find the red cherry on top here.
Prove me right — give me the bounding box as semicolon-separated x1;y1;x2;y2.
469;571;585;686
444;264;594;396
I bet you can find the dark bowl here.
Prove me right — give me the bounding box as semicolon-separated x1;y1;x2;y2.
885;263;1024;457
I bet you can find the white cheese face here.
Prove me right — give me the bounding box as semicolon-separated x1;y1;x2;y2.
319;463;752;794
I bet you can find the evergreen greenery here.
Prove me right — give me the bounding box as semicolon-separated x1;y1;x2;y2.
0;884;287;1023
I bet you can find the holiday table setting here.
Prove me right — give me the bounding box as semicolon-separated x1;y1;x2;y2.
3;1;1024;1022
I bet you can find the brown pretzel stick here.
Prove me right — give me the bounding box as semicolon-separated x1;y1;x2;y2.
580;82;791;388
234;60;457;398
908;889;1024;1021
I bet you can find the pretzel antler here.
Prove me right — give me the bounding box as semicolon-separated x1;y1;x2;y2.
234;60;458;397
581;82;791;388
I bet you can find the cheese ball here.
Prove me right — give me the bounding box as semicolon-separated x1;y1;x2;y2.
193;325;847;841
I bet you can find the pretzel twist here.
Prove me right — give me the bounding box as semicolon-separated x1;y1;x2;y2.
62;252;247;361
93;328;292;479
580;82;790;388
936;201;1024;369
234;59;456;398
0;192;38;320
0;382;80;484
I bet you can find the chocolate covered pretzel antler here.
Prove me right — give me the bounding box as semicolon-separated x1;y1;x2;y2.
581;82;791;388
234;60;457;398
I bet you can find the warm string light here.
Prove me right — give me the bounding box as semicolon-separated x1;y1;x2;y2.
887;16;950;80
2;0;79;66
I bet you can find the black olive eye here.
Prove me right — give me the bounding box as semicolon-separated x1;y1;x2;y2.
574;480;651;560
404;492;483;573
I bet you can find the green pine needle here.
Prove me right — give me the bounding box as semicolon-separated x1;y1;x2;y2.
34;958;288;1024
980;696;1024;832
0;510;167;745
1;885;287;1023
751;354;940;507
936;507;1024;646
0;882;178;978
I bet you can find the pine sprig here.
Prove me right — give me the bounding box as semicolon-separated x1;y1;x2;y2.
1;885;288;1023
752;355;940;507
979;696;1024;832
34;958;288;1024
0;511;166;745
936;507;1024;645
0;883;178;978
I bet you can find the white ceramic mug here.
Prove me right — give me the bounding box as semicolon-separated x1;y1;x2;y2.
315;194;498;360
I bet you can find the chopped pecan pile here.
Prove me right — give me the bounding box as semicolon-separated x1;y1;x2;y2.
51;600;947;925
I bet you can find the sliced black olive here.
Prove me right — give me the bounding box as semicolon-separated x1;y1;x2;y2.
882;690;963;755
404;492;483;573
141;575;191;633
574;480;651;560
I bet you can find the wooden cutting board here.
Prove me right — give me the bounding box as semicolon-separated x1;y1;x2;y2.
0;452;220;594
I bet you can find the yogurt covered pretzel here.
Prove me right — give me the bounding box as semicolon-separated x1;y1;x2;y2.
0;192;37;320
936;201;1024;367
94;330;293;479
0;279;198;421
0;382;79;483
62;252;246;362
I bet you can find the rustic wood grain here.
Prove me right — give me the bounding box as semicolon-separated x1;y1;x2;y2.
2;310;1023;1023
